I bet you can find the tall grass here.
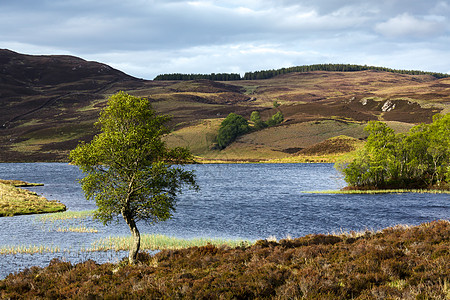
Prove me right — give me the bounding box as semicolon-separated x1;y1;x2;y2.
89;234;254;252
0;245;60;255
36;210;95;222
56;226;98;233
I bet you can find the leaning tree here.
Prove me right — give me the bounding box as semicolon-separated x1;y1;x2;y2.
70;92;198;264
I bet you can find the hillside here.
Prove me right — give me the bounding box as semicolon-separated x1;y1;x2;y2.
1;49;449;162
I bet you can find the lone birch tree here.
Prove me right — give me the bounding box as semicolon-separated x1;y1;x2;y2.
70;92;198;264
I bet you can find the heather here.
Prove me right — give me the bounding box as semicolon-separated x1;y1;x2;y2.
1;220;449;299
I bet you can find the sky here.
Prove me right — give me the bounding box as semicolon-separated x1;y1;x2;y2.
1;0;449;79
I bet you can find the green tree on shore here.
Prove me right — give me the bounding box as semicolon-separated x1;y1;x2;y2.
70;92;198;264
338;113;450;189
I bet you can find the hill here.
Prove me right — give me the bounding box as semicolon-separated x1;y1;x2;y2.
1;49;449;162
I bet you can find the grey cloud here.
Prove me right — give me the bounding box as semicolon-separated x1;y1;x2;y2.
375;13;446;39
1;0;449;79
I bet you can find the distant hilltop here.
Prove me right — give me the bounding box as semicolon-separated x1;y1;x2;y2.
154;64;450;81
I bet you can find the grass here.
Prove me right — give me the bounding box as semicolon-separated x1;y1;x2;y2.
0;180;43;187
35;210;98;234
305;189;450;194
56;226;99;233
36;210;95;222
0;245;60;255
89;234;254;252
0;182;66;217
1;220;449;299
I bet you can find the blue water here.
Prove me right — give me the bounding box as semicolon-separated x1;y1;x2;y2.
0;163;448;278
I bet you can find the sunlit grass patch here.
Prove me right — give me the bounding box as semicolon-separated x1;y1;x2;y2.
304;189;450;194
36;210;95;222
89;234;254;252
0;182;66;217
0;179;43;187
0;245;60;255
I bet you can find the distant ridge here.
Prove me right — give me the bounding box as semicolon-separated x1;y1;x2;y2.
0;49;136;88
154;64;450;81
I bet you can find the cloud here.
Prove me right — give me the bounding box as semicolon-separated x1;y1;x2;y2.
1;0;449;79
375;13;445;38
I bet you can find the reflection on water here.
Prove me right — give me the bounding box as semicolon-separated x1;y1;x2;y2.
0;163;448;278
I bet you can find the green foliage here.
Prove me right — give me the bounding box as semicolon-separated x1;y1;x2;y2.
216;113;250;149
216;110;284;149
69;92;198;263
266;111;284;127
338;113;450;189
250;111;266;130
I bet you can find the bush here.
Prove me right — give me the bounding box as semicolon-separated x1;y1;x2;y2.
266;111;284;127
250;111;266;130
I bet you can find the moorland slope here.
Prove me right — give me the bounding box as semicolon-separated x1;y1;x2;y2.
1;49;449;162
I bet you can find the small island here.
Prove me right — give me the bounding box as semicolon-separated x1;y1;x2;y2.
336;113;450;191
0;179;66;217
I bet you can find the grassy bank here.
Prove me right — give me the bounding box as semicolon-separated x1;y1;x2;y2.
0;181;66;217
1;220;449;299
305;189;450;194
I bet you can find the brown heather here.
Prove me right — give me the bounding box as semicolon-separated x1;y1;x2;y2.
1;220;449;299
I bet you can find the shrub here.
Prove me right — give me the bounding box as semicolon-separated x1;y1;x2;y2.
266;111;284;127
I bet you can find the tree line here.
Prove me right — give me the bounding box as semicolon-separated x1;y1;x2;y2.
154;64;450;81
154;73;241;81
337;113;450;190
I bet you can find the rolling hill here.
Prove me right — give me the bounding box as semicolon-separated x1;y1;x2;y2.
1;49;449;162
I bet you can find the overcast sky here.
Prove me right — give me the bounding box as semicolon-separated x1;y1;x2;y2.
1;0;449;79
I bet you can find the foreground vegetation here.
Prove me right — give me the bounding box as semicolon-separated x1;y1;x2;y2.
0;181;66;217
1;220;448;299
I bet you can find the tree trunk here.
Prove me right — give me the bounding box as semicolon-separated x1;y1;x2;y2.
122;211;140;265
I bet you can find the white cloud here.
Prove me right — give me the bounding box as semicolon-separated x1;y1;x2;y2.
375;13;445;38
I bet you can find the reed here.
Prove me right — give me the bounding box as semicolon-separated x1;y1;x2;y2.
56;226;99;233
89;234;253;252
0;244;60;255
36;210;95;222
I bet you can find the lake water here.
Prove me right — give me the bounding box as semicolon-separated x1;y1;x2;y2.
0;163;448;278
